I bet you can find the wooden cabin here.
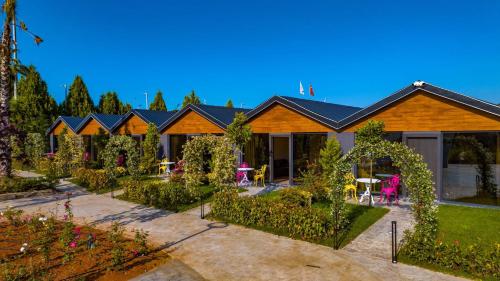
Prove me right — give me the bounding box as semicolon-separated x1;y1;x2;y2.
46;116;84;152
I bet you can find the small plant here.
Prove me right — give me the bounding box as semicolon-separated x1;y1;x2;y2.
108;222;125;269
59;194;77;263
36;216;56;263
133;229;149;256
1;206;24;226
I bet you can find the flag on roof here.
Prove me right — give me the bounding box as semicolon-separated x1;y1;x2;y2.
309;84;315;96
299;81;304;95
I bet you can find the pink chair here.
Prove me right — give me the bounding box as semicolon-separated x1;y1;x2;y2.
379;174;400;205
236;162;249;182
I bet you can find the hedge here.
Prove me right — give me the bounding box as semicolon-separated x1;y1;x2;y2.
211;190;332;240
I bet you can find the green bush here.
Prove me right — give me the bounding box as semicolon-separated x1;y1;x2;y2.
211;190;332;240
72;168;116;192
279;188;312;207
297;163;331;203
122;180;200;211
0;177;55;194
400;235;499;279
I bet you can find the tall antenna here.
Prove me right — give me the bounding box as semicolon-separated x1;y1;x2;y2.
144;92;149;109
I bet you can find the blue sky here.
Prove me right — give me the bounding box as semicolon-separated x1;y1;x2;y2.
13;0;500;110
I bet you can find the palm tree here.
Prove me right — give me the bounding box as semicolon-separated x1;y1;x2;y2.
0;0;42;176
0;0;15;176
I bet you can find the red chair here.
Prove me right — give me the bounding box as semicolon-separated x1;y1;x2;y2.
379;174;400;205
236;162;249;182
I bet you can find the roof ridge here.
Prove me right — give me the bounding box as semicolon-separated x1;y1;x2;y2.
423;82;500;108
279;95;362;109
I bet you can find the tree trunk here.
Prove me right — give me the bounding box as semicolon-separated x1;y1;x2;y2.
0;21;12;177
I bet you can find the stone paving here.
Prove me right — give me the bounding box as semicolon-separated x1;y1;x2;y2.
0;172;467;281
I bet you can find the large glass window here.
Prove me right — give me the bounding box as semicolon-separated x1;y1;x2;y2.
243;134;269;171
292;133;327;179
442;132;499;205
169;135;188;162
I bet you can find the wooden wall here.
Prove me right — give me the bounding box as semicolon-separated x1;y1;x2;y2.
342;91;500;132
115;115;148;135
51;122;74;136
79;119;108;135
162;110;224;134
248;104;333;133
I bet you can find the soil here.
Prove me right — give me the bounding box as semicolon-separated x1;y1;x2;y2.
0;219;170;280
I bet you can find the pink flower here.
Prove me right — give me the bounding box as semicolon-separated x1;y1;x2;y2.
132;250;139;257
69;241;77;248
73;227;81;235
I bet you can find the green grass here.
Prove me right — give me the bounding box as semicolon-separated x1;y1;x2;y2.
454;196;499;206
214;190;389;249
436;204;500;248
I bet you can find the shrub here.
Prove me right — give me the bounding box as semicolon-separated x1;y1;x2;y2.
297;162;330;203
400;236;499;279
115;166;127;177
140;123;160;174
279;188;312;207
0;206;24;226
108;222;125;269
0;176;55;194
25;133;45;168
133;229;149;256
53;129;84;177
211;190;332;240
122;180;201;211
71;168;116;192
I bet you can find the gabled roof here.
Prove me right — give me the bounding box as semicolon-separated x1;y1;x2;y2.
158;104;251;131
75;113;124;133
46;116;84;135
245;96;362;129
337;81;500;128
113;109;177;131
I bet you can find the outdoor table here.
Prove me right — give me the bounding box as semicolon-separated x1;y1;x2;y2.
356;178;381;205
237;167;254;186
160;161;176;174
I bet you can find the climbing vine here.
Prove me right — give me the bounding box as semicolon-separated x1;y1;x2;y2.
100;135;140;178
182;135;236;189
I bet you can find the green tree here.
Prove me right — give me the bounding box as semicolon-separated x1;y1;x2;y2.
181;90;201;108
319;137;342;176
355;120;385;144
149;90;167;111
10;65;58;135
98;92;123;114
62;75;94;117
225;112;252;150
225;99;234;108
140;123;160;173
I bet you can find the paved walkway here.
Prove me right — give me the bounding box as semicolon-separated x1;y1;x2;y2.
0;172;466;281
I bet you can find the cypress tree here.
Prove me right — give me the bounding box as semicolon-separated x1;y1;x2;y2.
181;90;201;108
225;99;234;108
98;91;129;114
62;75;94;117
10;65;58;136
149;90;167;111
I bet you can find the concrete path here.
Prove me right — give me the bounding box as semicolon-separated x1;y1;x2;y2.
0;173;467;281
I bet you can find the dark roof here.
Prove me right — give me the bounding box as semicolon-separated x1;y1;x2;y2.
75;113;124;133
113;109;177;131
158;104;251;131
338;82;500;128
246;96;362;129
46;116;84;135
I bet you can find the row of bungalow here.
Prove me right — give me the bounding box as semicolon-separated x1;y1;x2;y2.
46;81;500;202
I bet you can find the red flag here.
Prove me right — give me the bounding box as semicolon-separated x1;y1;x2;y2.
309;84;315;96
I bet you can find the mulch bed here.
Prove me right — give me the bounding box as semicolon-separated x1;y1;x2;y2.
0;220;170;280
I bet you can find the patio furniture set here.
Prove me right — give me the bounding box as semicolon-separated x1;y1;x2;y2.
344;173;400;205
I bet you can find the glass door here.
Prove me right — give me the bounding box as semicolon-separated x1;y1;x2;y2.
271;136;290;183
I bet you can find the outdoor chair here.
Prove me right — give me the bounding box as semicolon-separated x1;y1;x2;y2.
236;162;249;182
253;164;267;187
343;173;358;202
379;174;400;205
158;158;169;175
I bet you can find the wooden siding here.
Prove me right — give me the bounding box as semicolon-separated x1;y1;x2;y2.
248;104;333;133
79;119;108;135
162;110;224;134
116;115;148;135
51;122;74;136
342;90;500;132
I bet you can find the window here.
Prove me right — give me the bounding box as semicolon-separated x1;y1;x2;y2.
169;135;188;162
292;133;327;179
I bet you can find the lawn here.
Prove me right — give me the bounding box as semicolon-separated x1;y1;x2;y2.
454;196;499;206
436;204;500;248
